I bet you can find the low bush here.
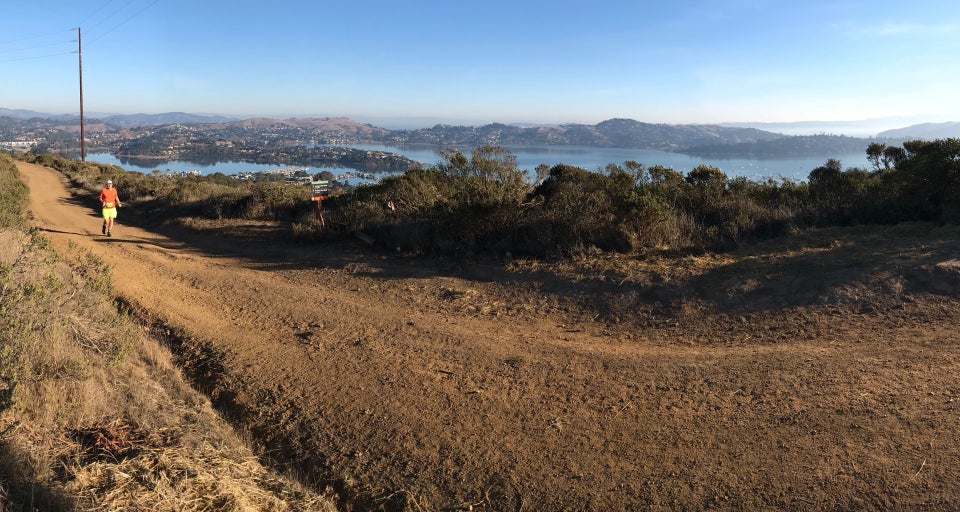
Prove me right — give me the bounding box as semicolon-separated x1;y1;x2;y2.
0;154;29;230
319;149;813;257
806;139;960;226
244;180;312;220
323;146;531;254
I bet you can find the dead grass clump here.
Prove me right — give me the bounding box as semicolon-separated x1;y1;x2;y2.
69;420;177;464
61;423;336;512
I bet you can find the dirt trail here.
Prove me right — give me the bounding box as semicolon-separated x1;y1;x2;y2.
18;161;960;510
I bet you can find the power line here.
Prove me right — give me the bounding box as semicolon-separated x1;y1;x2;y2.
76;0;123;28
0;30;76;63
87;0;160;46
0;51;76;64
0;28;75;46
0;0;159;61
0;39;76;55
82;0;139;35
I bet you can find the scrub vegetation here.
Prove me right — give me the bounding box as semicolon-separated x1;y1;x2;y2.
320;139;960;257
18;137;960;260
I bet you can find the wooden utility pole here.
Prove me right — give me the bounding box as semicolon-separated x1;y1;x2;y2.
78;26;85;161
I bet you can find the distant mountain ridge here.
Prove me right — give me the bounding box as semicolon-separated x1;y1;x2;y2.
4;107;956;138
683;134;873;159
225;116;391;138
0;108;76;121
3;107;957;158
380;118;782;151
0;108;46;119
877;122;960;139
100;112;236;126
0;108;234;125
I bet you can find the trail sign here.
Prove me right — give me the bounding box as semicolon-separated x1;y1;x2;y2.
310;180;331;227
310;180;330;201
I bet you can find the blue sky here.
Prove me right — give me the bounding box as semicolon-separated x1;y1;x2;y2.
1;0;958;130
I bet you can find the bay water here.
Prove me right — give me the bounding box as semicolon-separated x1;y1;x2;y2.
86;145;870;184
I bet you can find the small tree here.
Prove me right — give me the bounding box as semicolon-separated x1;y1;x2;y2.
881;145;906;169
534;163;550;186
439;145;527;207
866;142;886;170
891;138;960;221
686;165;727;190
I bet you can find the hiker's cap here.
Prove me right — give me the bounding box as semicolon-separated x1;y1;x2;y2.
106;179;112;184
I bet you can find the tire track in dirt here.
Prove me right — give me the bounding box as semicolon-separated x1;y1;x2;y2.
19;161;960;511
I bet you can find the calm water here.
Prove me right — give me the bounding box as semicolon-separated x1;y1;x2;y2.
87;145;870;183
85;153;346;177
349;144;870;182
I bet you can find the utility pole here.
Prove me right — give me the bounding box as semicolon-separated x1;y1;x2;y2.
78;26;85;161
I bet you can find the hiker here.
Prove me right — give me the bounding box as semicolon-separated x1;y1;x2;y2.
98;179;122;237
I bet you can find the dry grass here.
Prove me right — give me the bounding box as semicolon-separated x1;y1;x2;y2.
0;153;337;511
57;419;334;512
0;229;338;511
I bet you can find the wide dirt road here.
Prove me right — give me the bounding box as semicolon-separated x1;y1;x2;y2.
19;160;960;510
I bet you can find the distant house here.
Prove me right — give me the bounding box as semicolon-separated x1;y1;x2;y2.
0;141;34;150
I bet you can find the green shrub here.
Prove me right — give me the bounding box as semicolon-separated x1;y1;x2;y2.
323;147;530;254
0;154;29;230
806;139;960;226
886;138;960;222
244;181;311;220
438;145;528;207
320;148;816;257
527;164;638;252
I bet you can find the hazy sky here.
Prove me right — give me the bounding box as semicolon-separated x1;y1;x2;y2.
2;0;958;128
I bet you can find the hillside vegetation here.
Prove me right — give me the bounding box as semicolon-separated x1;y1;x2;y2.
0;153;334;510
15;137;960;260
321;138;960;257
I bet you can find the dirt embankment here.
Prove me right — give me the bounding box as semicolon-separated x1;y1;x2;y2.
19;160;960;511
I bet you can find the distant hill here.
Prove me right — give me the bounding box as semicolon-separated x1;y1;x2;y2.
102;112;236;126
226;117;390;133
877;122;960;140
0;108;48;119
594;119;779;149
719;119;916;137
379;118;782;151
683;134;873;159
0;108;234;126
0;108;75;121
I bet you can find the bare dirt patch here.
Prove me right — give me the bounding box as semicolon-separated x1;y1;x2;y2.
19;160;960;511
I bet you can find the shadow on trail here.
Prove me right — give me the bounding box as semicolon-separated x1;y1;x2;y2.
57;193;102;219
36;227;89;237
92;236;190;251
678;224;960;315
445;224;960;320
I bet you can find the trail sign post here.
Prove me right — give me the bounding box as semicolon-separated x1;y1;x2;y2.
310;180;330;227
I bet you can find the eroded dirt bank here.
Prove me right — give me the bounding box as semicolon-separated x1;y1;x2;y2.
19;160;960;510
